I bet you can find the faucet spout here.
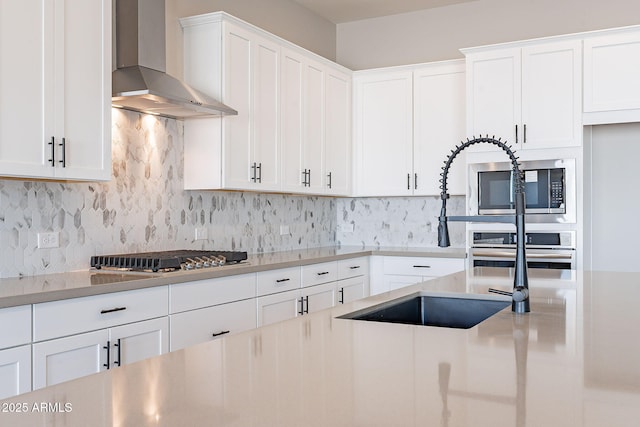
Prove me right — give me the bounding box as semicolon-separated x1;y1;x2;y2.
437;136;530;313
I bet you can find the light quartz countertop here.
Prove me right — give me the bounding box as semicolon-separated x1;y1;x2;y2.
2;267;639;426
0;246;465;308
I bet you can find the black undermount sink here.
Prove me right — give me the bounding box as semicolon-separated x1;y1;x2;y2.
339;293;510;329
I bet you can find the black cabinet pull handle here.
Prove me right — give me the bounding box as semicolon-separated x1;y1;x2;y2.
257;162;262;183
515;124;518;144
114;338;121;367
407;173;411;190
349;266;361;270
298;297;304;315
523;124;527;144
251;162;256;182
59;137;66;167
413;265;431;268
316;271;329;276
48;136;55;167
100;306;127;314
307;169;311;186
103;341;111;369
212;330;231;337
304;296;309;314
327;172;332;189
414;173;418;190
302;169;307;186
275;278;290;283
338;287;344;304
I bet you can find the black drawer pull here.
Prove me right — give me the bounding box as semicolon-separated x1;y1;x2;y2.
412;265;431;268
276;278;290;283
316;271;330;276
100;306;127;314
212;330;231;337
349;266;361;270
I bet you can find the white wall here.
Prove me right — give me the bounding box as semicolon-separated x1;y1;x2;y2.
165;0;336;79
584;123;640;272
337;0;640;70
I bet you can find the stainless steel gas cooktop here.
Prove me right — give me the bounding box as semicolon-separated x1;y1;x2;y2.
91;250;248;273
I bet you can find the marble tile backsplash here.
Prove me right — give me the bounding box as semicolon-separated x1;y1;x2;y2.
335;196;466;248
0;109;335;278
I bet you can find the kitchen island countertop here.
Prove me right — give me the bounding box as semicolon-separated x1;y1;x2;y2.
0;246;465;308
2;267;639;426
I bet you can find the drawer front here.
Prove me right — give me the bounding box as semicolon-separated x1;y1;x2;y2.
383;256;465;277
170;273;256;313
257;267;301;296
0;305;31;349
33;286;168;342
337;257;369;279
170;298;257;352
301;261;338;287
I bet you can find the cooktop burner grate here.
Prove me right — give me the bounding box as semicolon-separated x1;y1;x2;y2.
91;250;248;272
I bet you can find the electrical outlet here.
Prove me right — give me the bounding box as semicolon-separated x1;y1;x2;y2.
195;227;208;240
37;232;60;249
279;225;290;235
339;223;354;233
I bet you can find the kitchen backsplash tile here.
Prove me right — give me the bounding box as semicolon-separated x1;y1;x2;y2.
335;196;466;248
0;109;335;278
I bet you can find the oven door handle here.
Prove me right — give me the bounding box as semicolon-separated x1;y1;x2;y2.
472;250;574;259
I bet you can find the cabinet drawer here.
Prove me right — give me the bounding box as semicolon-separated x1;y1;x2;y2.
301;261;338;287
0;305;31;349
338;257;369;279
383;256;465;277
170;273;256;313
257;267;301;296
33;286;168;342
170;298;257;352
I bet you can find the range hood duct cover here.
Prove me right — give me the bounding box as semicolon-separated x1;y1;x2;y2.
112;0;237;119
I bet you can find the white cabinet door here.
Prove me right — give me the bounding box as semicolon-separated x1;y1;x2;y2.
0;345;31;399
336;276;369;305
521;40;582;149
257;289;302;327
0;0;51;179
465;47;521;151
52;0;111;181
354;70;414;196
281;48;306;193
583;30;640;122
305;282;336;314
324;68;352;195
413;61;466;195
33;329;109;390
303;61;326;193
170;298;257;352
109;317;168;368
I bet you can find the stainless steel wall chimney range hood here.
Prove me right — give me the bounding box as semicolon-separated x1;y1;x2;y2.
112;0;237;119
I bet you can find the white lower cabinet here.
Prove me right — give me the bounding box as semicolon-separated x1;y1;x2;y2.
170;298;257;352
336;276;368;305
370;256;465;295
0;345;31;399
32;329;108;390
257;281;338;327
32;317;168;390
31;286;169;390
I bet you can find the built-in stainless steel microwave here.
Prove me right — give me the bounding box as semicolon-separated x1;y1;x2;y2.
468;159;576;223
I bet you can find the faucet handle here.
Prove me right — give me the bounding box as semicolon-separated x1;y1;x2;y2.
488;288;512;296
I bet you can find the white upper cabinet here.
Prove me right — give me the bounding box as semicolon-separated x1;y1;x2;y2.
464;39;582;152
354;61;466;196
181;12;351;195
354;69;414;196
0;0;111;181
583;28;640;124
281;47;353;195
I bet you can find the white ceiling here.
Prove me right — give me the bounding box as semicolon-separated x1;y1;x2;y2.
291;0;478;23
